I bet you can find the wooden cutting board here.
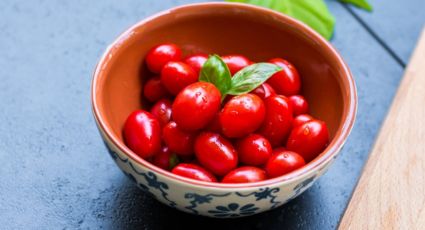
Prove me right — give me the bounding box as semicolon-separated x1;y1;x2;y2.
339;28;425;229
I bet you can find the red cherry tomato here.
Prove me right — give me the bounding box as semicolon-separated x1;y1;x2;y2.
251;83;276;99
287;120;330;162
206;114;221;133
152;146;179;170
220;94;265;138
236;134;272;166
143;77;169;102
259;95;293;147
194;132;238;176
146;43;182;73
222;166;267;183
162;121;196;157
289;95;309;116
265;149;305;178
180;155;195;163
222;95;235;105
172;82;221;131
267;58;301;96
123;110;161;159
184;54;208;76
190;158;200;165
160;61;197;95
293;114;314;127
222;55;251;75
172;163;217;182
150;99;172;127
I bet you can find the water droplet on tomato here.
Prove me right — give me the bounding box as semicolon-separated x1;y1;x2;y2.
201;96;207;103
303;127;310;135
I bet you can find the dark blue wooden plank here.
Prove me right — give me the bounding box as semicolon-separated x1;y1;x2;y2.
345;0;425;65
0;0;404;229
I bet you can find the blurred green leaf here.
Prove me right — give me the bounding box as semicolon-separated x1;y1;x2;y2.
340;0;373;11
226;0;373;40
226;0;335;40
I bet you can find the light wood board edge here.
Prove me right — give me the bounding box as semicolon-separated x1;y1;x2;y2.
339;28;425;230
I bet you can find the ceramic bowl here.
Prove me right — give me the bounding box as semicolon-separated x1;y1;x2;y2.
91;2;357;218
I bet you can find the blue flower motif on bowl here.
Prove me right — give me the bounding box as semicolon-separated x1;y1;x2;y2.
236;187;280;209
208;203;259;217
184;192;231;214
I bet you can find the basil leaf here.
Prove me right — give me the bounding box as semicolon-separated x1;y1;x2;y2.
199;55;232;96
340;0;373;11
226;0;335;40
227;63;281;95
199;56;281;99
286;0;335;40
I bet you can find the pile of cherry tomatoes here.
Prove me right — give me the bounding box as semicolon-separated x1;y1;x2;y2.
123;43;329;183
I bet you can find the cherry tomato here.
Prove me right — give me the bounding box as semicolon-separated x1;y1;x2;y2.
146;43;182;73
293;114;314;127
190;158;200;165
150;99;172;127
222;55;251;75
287;120;330;162
236;134;272;166
152;146;179;170
267;58;301;96
123;110;161;159
172;82;221;131
222;166;267;183
194;132;238;176
251;83;276;99
289;95;309;116
143;77;169;102
184;54;208;76
180;155;195;163
220;94;265;138
222;95;235;105
160;61;197;95
265;149;305;178
172;163;217;182
259;95;293;147
162;121;196;157
206;113;221;133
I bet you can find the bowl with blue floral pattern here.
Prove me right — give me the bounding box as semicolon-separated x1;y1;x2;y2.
91;2;357;218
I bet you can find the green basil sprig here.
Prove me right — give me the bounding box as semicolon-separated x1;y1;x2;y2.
227;63;282;95
199;55;232;96
199;55;281;100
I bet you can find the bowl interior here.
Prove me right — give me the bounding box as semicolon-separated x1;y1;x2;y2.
94;4;351;167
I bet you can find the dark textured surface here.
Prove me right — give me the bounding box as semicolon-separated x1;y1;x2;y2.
347;0;425;64
0;0;417;229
